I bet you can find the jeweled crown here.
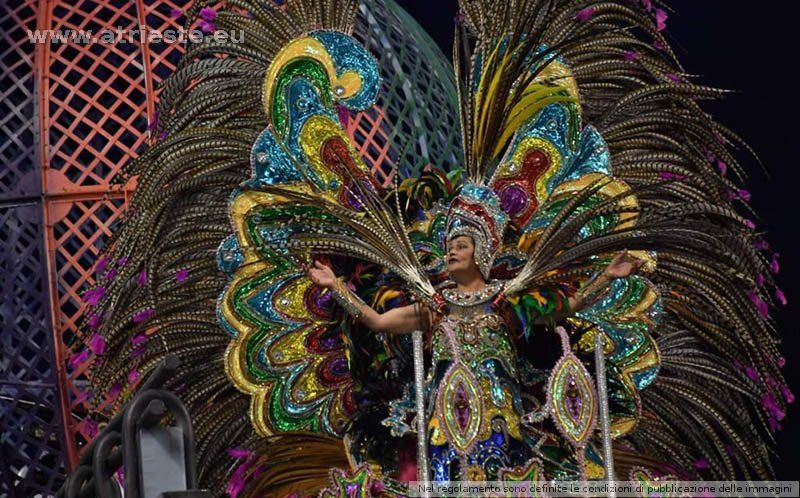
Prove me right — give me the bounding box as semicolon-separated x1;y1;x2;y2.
445;182;509;280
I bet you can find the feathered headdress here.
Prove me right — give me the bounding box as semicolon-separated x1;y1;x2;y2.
444;182;508;280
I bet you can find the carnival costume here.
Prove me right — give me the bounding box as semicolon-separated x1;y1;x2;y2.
80;0;792;496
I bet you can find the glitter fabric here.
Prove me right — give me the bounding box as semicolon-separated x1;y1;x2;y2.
220;31;380;437
220;21;665;487
222;47;664;449
83;0;789;493
547;346;598;447
571;275;662;437
424;288;541;483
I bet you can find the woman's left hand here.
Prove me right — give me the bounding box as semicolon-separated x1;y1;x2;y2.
603;250;644;279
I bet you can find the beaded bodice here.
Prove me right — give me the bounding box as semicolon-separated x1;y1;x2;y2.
426;280;527;458
431;280;517;377
431;310;518;379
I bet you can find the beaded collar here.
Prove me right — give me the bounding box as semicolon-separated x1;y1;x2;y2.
440;280;504;307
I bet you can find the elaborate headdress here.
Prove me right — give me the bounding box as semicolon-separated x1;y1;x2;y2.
445;182;508;280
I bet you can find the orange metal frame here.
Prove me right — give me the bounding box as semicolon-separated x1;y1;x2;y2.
34;0;185;468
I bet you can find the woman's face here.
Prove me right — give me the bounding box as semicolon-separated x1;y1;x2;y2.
446;235;479;277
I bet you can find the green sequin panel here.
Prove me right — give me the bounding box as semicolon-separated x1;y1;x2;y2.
272;59;333;138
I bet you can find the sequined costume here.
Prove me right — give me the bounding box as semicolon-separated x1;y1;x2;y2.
426;281;561;482
79;0;792;496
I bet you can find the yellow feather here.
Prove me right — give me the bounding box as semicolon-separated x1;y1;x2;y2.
493;91;576;158
472;43;509;163
470;40;577;167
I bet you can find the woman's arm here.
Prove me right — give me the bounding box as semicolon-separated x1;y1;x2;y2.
534;251;644;323
571;250;644;312
360;302;429;335
566;273;612;315
306;260;428;334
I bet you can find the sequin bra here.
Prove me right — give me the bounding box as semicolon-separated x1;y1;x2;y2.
426;280;527;456
431;280;517;378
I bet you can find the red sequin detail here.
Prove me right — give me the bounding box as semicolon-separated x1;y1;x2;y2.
320;137;380;209
494;149;551;226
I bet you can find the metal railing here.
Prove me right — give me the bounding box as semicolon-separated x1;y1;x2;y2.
57;356;211;498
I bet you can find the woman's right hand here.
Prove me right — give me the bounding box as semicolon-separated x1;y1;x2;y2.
306;260;337;289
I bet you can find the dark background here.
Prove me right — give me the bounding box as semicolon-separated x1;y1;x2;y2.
394;0;800;480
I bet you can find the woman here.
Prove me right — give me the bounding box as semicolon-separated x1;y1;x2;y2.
78;2;790;496
307;233;643;482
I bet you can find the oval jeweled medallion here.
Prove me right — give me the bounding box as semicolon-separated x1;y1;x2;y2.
436;362;483;453
547;327;597;448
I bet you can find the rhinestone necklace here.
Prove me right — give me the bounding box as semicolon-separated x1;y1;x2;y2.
440;280;504;307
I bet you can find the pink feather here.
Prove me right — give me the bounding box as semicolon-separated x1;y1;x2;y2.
576;6;596;21
88;335;106;355
176;268;190;283
655;8;668;31
775;287;787;306
83;286;106;306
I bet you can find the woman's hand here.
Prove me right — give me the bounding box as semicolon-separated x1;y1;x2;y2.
306;260;337;289
603;250;644;279
305;259;425;334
